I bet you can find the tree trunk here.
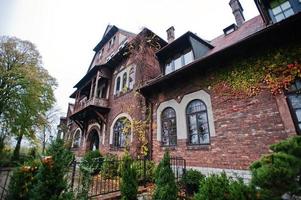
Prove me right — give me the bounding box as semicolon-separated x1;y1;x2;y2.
12;134;23;161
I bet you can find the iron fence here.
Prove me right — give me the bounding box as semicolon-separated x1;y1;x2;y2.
0;168;12;200
69;156;186;198
0;157;186;199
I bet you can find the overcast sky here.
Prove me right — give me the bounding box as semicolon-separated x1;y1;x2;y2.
0;0;259;115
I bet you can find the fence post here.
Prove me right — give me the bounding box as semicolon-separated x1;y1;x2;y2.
71;160;76;190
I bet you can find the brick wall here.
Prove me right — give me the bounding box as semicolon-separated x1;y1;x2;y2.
150;78;295;170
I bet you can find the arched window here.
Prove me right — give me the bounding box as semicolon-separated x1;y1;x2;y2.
122;72;127;89
116;76;121;93
113;117;130;148
73;129;81;148
186;100;210;145
129;67;135;89
161;107;177;146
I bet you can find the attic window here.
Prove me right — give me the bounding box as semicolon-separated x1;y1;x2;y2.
269;0;294;22
164;49;194;75
223;24;238;35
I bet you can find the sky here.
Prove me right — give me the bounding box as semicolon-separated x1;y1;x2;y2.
0;0;259;116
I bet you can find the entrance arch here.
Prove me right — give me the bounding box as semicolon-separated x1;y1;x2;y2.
88;129;100;151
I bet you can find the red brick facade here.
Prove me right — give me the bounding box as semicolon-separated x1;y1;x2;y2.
150;87;295;170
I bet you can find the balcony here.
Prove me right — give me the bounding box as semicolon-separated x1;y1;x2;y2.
73;97;109;115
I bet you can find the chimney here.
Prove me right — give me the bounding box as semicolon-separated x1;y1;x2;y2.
166;26;175;43
229;0;245;27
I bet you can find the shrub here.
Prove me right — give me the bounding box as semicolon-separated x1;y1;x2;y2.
228;178;256;200
250;136;301;200
132;159;156;184
194;172;230;200
30;139;74;200
6;159;40;200
194;172;255;200
101;153;119;179
120;154;138;200
79;150;103;175
180;169;204;196
153;151;177;200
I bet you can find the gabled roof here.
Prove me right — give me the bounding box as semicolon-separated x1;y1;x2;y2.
156;31;214;59
93;25;119;52
93;25;136;52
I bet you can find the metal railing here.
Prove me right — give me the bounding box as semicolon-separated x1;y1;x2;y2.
73;97;109;114
0;168;12;200
0;157;186;199
68;157;186;199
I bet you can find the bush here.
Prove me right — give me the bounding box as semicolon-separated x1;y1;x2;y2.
180;169;204;196
6;159;40;200
120;154;138;200
194;172;255;200
153;151;177;200
79;150;103;175
195;172;230;200
250;136;301;200
132;159;156;184
101;153;119;179
30;139;74;200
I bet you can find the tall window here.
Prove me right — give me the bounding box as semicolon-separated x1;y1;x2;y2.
186;100;210;145
161;108;177;146
113;117;130;148
73;129;81;148
269;0;294;22
286;80;301;134
129;67;135;89
116;76;121;93
122;72;127;89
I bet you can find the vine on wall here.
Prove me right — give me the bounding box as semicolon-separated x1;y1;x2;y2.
210;44;301;96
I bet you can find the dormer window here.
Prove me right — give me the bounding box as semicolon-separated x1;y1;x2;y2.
164;49;194;75
270;0;294;22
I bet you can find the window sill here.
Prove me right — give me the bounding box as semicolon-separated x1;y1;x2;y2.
186;144;210;150
109;147;125;151
160;145;177;151
114;88;133;99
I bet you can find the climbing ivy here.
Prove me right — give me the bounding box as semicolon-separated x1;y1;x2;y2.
210;43;301;96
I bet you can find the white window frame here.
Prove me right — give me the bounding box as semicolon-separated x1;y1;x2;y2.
156;90;216;143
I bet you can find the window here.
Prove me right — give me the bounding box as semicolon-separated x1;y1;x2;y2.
164;49;194;75
270;0;294;22
98;48;104;59
109;36;116;48
286;80;301;134
115;76;121;93
122;72;127;89
161;108;177;146
165;61;173;75
186;100;210;145
174;56;182;71
184;50;194;65
129;67;135;89
73;129;81;148
113;117;130;148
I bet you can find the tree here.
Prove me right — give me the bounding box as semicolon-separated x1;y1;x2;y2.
120;154;138;200
153;151;177;200
30;139;74;200
250;136;301;200
0;36;57;160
